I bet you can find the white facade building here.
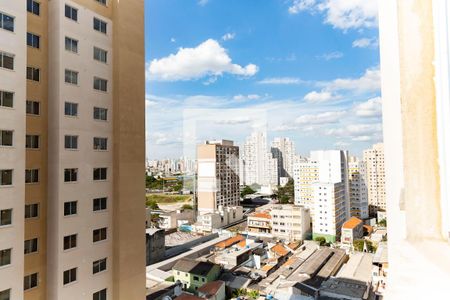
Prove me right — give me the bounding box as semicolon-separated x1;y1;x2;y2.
271;137;296;179
363;143;386;216
270;204;311;241
348;157;369;219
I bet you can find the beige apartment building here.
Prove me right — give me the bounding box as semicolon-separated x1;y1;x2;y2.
0;1;146;299
363;143;386;217
270;204;311;241
348;157;369;219
197;140;240;213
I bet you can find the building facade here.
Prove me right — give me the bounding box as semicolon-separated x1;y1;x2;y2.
270;137;295;179
363;143;386;217
348;157;369;219
341;216;364;244
0;1;146;299
270;204;311;241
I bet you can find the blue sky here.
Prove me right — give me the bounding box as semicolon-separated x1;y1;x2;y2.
145;0;381;159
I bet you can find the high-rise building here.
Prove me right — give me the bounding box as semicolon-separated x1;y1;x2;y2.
348;157;369;219
0;1;146;299
294;158;319;211
271;137;295;179
363;143;386;216
197;140;240;213
266;152;279;187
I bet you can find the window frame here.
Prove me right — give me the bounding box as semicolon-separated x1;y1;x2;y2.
93;168;107;181
93;107;108;121
24;238;38;255
93;47;107;63
27;32;40;49
27;0;41;16
64;102;78;117
0;248;11;267
0;209;12;226
25;169;39;184
0;130;13;147
64;201;78;217
65;69;78;85
65;36;79;53
93;197;107;212
63;267;77;285
0;51;14;70
0;12;14;32
26;100;40;115
93;227;107;243
92;258;107;274
0;90;14;108
65;5;78;22
0;169;13;186
25;203;39;219
26;66;40;82
93;137;107;151
93;77;108;92
64;135;78;150
93;288;107;300
63;234;77;250
24;273;38;291
64;168;78;183
93;17;107;34
25;134;40;149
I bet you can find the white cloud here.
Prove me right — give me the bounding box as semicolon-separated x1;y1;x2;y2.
352;37;378;48
233;94;261;101
317;51;344;61
198;0;209;6
295;111;345;125
354;97;382;117
147;39;258;81
222;33;236;41
170;37;176;43
318;67;380;94
289;0;379;31
257;77;305;85
151;132;182;145
214;117;251;125
304;91;339;103
272;124;299;132
326;123;382;137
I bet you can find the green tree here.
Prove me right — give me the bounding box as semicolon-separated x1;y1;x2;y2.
378;218;387;227
277;178;295;204
314;236;326;246
241;186;256;198
146;198;159;210
353;239;376;253
181;204;193;210
247;290;260;299
232;288;247;298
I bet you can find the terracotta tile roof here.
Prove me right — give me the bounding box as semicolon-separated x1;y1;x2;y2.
237;240;246;248
214;235;245;249
342;217;363;229
261;264;275;272
249;212;271;219
287;241;300;250
363;224;373;234
271;243;289;257
175;293;206;300
197;280;224;297
283;257;298;267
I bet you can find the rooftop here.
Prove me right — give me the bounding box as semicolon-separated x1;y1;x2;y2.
271;244;290;257
337;252;373;283
172;258;218;276
175;293;206;300
214;235;245;250
197;280;224;297
249;212;271;219
319;277;370;300
342;217;363;229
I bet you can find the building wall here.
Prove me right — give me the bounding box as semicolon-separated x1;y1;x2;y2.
0;2;27;299
173;266;221;293
348;158;369;219
363;144;386;216
270;205;311;241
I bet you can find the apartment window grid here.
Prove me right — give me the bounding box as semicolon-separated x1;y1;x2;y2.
95;0;107;5
64;201;77;216
0;90;13;108
93;289;107;300
24;273;38;290
94;47;107;63
65;37;78;53
0;289;10;300
63;234;77;250
0;130;13;146
64;102;78;117
64;135;78;150
26;134;40;149
93;258;107;274
93;227;107;243
0;12;14;32
63;268;77;285
24;238;38;254
93;168;107;181
65;69;78;85
27;0;40;16
25;203;39;219
65;5;78;21
93;197;107;211
93;107;107;120
25;169;39;184
0;248;11;267
0;51;14;70
26;100;40;115
27;66;40;81
93;17;107;34
64;168;78;182
27;32;40;49
93;137;107;150
0;209;12;226
93;77;107;92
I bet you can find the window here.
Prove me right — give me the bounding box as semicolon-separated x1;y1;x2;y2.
93;227;107;242
93;197;107;211
93;77;107;92
93;137;107;150
0;289;10;300
93;258;107;274
0;52;14;70
65;5;78;21
63;268;77;285
93;18;107;34
0;12;14;32
93;107;107;121
64;201;77;216
64;135;78;150
63;234;77;250
93;289;107;300
65;37;78;53
94;47;107;63
27;0;40;16
193;276;199;281
27;32;40;49
0;209;12;226
27;67;40;81
93;168;107;181
25;204;39;219
95;0;107;5
25;135;39;149
25;169;39;184
26;100;40;115
0;249;11;267
0;170;13;186
65;69;78;85
0;91;13;108
24;273;38;290
0;130;13;146
64;168;78;182
24;238;38;254
64;102;78;117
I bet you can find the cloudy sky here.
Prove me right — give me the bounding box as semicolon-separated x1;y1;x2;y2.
145;0;381;159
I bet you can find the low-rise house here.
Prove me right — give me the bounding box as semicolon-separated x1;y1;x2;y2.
341;217;364;244
175;293;206;300
159;209;195;229
147;281;182;300
197;280;226;300
146;228;165;265
193;206;244;233
173;258;222;293
247;211;272;236
270;204;311;241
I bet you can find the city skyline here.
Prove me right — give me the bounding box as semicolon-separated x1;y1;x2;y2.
145;0;381;160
